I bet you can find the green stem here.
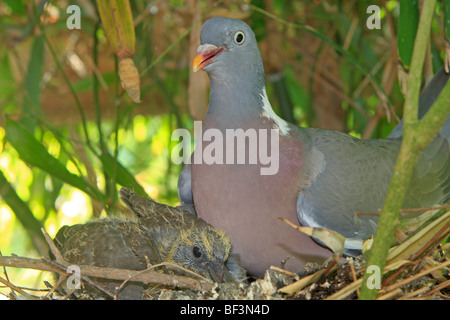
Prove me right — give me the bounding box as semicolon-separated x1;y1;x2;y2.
33;6;97;158
415;84;450;147
92;21;114;206
359;0;438;300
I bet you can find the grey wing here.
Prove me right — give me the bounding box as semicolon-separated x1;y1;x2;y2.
296;130;401;254
176;164;197;215
386;67;449;206
55;220;153;299
119;187;158;218
178;163;194;206
57;220;152;269
388;67;449;204
405;134;450;207
389;67;449;139
119;187;179;218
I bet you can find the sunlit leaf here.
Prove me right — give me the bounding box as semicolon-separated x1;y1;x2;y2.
0;169;47;255
99;153;146;197
5;117;104;201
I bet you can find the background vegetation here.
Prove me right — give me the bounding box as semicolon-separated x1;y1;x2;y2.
0;0;448;296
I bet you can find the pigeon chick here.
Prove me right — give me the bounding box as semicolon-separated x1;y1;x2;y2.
52;187;246;299
118;187;246;284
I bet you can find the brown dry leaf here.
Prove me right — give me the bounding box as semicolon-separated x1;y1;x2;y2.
118;57;141;103
279;268;327;295
397;63;409;97
387;209;450;264
279;218;346;257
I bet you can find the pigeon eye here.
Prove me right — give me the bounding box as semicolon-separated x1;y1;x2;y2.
234;31;245;44
192;246;202;258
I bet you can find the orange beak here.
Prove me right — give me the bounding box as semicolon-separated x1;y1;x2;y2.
192;44;225;72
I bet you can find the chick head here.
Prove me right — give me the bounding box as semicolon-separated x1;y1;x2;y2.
166;222;233;282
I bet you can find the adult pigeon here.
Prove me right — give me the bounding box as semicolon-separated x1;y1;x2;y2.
52;187;246;299
179;17;450;277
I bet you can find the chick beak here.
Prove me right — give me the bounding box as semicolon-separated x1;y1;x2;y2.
206;261;226;283
192;44;225;72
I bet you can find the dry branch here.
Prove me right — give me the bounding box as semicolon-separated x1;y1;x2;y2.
0;255;215;295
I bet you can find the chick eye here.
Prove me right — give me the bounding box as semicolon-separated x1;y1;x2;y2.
234;31;245;44
192;246;202;259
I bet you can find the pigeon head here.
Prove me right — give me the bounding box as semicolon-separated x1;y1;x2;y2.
193;17;265;87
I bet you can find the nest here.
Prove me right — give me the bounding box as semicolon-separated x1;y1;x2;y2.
0;208;449;300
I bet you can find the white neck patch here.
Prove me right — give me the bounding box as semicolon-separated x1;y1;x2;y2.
259;87;290;136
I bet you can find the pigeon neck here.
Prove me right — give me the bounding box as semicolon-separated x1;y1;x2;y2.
206;75;266;127
206;76;290;135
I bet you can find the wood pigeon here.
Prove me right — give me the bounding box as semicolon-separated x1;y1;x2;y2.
52;187;246;299
178;17;450;277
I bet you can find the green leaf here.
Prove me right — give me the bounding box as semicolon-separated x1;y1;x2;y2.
444;0;450;41
397;0;420;96
99;152;146;197
0;55;15;104
3;0;26;14
0;168;47;255
5;117;104;201
23;35;44;116
398;0;419;70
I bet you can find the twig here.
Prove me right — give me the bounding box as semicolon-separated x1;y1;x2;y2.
0;251;10;283
62;285;79;300
326;259;410;300
380;260;450;294
348;258;359;297
316;258;339;284
0;255;62;273
0;276;37;299
146;262;210;281
397;286;431;300
382;261;416;288
377;288;403;300
409;222;450;260
41;258;115;299
279;268;327;296
43;274;68;300
114;261;210;299
421;279;450;298
0;255;214;292
41;228;63;263
269;266;298;278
